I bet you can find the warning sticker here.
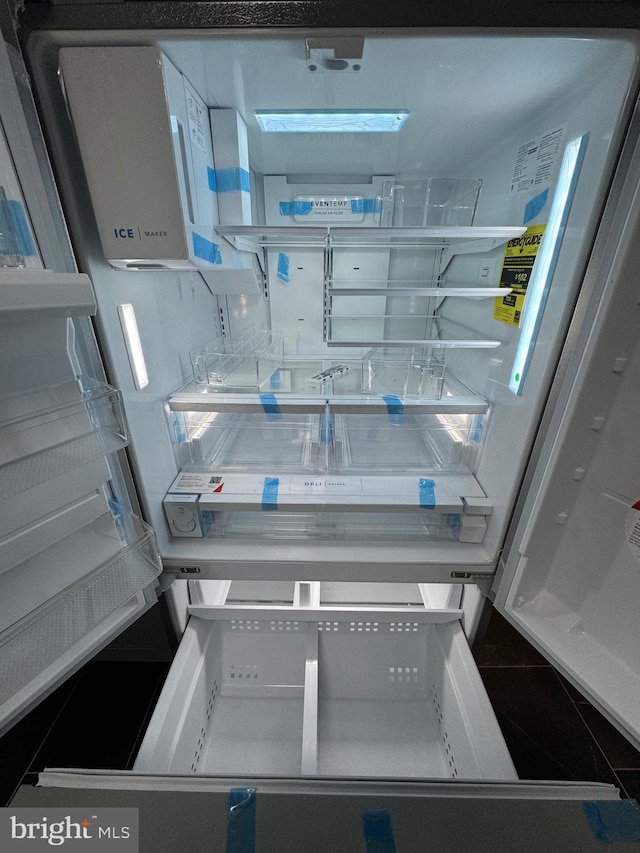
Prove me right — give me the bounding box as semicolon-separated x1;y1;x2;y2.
624;500;640;563
493;224;546;327
184;81;208;156
510;126;566;194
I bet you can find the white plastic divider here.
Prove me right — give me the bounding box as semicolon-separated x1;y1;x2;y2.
188;580;463;623
187;605;463;624
301;624;319;776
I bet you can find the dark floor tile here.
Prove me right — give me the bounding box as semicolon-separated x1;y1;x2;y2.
480;667;620;785
556;671;590;704
125;664;171;770
616;771;640;802
576;704;640;770
0;673;81;806
29;662;169;772
475;612;549;667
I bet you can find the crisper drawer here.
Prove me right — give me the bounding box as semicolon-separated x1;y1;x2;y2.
134;615;516;782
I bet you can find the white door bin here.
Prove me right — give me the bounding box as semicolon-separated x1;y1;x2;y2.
134;612;517;782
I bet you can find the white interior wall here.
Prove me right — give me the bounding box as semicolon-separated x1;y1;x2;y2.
24;29;640;575
439;41;639;560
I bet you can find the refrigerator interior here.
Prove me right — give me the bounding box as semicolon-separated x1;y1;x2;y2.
26;30;640;582
8;23;639;781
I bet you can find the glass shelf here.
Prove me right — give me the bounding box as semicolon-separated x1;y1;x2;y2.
217;224;526;250
0;380;128;501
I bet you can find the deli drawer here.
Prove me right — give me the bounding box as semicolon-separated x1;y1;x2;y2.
134;615;516;781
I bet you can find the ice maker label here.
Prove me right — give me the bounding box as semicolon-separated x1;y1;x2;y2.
625;500;640;563
288;477;363;493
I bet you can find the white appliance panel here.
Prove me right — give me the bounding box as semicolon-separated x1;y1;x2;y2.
496;110;640;751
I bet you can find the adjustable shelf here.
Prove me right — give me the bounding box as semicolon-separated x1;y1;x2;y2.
217;224;525;250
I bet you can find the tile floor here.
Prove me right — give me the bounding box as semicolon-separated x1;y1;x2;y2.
1;610;638;806
476;612;640;800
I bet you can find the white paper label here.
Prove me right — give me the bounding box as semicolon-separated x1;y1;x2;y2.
172;473;223;492
184;82;208;156
293;196;366;222
510;126;566;194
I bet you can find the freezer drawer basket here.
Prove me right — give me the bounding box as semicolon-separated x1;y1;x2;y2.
134;617;516;781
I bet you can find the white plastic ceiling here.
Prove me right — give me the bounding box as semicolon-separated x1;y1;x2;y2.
158;34;631;177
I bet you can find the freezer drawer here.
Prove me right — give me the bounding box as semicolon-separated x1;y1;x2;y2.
134;615;516;781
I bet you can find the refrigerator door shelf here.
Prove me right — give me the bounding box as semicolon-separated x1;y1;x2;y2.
0;379;128;500
0;509;162;735
0;270;95;320
133;613;516;781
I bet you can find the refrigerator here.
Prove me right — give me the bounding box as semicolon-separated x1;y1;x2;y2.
2;0;640;823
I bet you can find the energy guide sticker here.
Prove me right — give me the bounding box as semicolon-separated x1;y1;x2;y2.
494;224;546;327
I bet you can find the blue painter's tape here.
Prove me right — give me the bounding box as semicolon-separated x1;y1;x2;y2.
382;394;404;425
193;232;222;264
351;197;381;215
1;200;37;257
524;188;549;224
207;166;251;193
279;200;313;216
277;252;290;282
226;788;256;853
320;412;334;445
362;810;397;853
269;369;282;390
419;478;436;510
259;393;282;421
470;414;484;443
8;202;37;256
582;801;640;843
262;477;279;511
447;513;462;538
216;167;251;193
